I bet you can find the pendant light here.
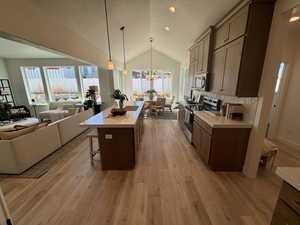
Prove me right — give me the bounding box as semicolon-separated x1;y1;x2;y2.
120;26;128;75
147;37;157;80
104;0;114;70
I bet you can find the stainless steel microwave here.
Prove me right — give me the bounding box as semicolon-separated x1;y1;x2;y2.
194;73;208;91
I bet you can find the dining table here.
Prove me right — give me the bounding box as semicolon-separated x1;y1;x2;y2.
0;117;40;132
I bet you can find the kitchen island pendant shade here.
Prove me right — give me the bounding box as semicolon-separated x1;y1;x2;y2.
104;0;114;70
107;60;114;70
122;69;129;75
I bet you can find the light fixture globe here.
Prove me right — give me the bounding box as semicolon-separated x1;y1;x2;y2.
122;69;129;75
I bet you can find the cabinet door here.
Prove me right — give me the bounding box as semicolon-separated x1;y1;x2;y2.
197;41;204;74
210;47;226;93
202;35;210;73
189;62;196;89
199;127;211;164
222;38;244;96
271;199;300;225
215;23;229;49
228;5;248;42
192;122;201;152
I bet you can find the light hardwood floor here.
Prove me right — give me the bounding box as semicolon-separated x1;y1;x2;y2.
0;120;282;225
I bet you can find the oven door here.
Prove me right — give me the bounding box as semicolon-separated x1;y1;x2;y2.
184;108;194;132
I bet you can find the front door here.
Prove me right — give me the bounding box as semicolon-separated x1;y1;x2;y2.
267;62;287;138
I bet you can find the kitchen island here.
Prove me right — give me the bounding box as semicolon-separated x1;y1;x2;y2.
80;101;144;170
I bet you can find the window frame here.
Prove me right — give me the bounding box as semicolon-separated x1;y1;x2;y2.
21;66;49;105
21;65;100;105
43;66;81;102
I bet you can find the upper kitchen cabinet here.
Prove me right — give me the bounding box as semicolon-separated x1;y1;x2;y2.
214;5;249;50
188;27;214;89
210;0;275;97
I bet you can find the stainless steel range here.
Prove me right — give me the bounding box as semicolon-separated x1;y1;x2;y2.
182;96;221;142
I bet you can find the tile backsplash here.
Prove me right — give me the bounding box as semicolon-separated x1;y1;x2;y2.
193;90;258;123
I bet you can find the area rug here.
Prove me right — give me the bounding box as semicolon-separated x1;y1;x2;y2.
0;132;87;179
146;111;178;120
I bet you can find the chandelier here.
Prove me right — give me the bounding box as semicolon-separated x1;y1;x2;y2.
146;37;158;80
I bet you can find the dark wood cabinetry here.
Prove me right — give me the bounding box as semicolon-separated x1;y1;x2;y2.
210;0;275;97
189;27;214;89
271;182;300;225
192;115;251;171
98;106;144;170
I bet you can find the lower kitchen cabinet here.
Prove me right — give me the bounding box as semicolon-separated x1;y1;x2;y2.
271;182;300;225
192;115;251;171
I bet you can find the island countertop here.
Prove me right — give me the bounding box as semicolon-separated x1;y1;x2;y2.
194;111;252;128
276;167;300;191
80;101;144;128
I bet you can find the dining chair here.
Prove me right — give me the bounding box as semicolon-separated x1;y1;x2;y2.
154;97;166;114
165;96;175;112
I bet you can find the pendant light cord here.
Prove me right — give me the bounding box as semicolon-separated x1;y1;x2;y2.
150;37;153;77
121;26;126;70
104;0;112;61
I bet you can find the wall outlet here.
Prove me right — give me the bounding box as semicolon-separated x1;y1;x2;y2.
105;134;112;139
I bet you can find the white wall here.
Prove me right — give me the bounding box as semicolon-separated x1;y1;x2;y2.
243;0;300;177
0;58;8;79
124;49;182;99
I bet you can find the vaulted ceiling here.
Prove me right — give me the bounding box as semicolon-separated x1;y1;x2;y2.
27;0;240;66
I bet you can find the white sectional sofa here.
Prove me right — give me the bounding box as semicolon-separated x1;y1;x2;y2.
0;109;93;174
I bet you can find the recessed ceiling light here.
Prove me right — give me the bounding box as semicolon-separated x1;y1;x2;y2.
169;6;176;13
289;16;300;22
164;26;170;31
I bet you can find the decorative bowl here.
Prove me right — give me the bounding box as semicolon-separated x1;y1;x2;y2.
110;108;127;116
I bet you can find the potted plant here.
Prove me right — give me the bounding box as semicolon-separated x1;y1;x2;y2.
146;89;157;100
112;89;128;109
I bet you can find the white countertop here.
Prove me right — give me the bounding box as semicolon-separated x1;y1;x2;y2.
276;167;300;191
80;101;144;128
194;111;252;128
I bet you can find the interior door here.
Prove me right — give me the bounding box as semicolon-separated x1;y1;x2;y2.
267;62;287;138
222;38;244;96
210;47;226;93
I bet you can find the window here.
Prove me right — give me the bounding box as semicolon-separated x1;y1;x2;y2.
21;67;47;104
275;62;286;93
132;70;151;95
44;66;81;102
153;71;172;96
132;70;172;96
79;66;101;101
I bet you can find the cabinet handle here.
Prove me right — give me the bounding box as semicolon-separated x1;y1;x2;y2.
294;200;300;207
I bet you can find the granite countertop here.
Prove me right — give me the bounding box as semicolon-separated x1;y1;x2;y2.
80;101;144;128
276;167;300;191
194;111;252;128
